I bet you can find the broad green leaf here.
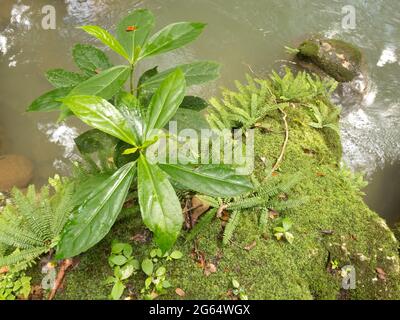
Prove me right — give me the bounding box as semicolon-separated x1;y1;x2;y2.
180;96;208;111
120;264;134;280
63;95;137;146
171;108;210;132
116;9;155;63
232;279;240;289
137;155;183;252
137;66;158;104
170;250;183;259
138;66;158;88
71;173;112;208
155;266;166;277
141;258;154;276
73;44;113;76
111;242;125;254
109;254;127;266
140;61;220;89
282;218;293;231
74;129;118;155
27;87;73;112
140;22;206;59
146;69;186;136
46;69;88;88
158;164;253;197
115;92;144;145
79;26;129;61
111;281;125;300
69;66;130;100
55;162;136;259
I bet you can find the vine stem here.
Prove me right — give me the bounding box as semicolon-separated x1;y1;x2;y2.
268;108;289;178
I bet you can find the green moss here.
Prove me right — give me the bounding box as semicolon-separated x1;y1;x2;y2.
28;94;400;301
298;38;362;82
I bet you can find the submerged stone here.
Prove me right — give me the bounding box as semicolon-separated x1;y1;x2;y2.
0;154;33;191
297;38;362;82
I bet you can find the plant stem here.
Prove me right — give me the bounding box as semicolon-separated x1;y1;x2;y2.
130;64;135;95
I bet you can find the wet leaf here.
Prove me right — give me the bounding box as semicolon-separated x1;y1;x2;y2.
79;26;129;61
73;44;112;76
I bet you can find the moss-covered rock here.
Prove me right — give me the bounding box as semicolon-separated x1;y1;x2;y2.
297;38;362;82
28;100;400;301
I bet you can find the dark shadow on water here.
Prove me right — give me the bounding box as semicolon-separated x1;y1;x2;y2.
364;160;400;226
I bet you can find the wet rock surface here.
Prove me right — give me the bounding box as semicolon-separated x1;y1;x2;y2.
297;38;362;82
0;154;33;191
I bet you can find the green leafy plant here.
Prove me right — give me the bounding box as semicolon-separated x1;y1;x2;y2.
308;101;341;135
207;69;337;131
28;9;252;259
208;75;280;130
0;179;75;269
187;174;304;245
273;218;294;244
0;270;31;300
140;248;183;300
270;67;337;103
231;279;248;300
106;241;140;300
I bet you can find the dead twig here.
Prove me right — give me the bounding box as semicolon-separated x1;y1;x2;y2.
48;259;73;300
267;108;289;178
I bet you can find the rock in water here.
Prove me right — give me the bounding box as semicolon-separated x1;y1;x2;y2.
0;154;33;191
297;38;362;82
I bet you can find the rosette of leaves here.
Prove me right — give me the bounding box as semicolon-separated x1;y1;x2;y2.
27;9;220;121
26;9;253;259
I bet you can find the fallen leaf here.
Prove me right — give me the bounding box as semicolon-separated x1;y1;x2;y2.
375;267;386;281
175;288;186;297
30;285;43;300
204;263;217;276
244;240;257;251
271;172;279;177
268;209;279;219
190;248;206;269
0;266;9;274
316;172;326;177
130;229;151;243
190;196;210;226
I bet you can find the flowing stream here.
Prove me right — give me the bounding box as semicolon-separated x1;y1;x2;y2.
0;0;399;224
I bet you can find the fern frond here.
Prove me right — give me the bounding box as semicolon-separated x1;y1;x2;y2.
223;211;241;245
51;182;75;236
0;247;47;268
227;196;267;210
0;224;43;249
186;208;217;242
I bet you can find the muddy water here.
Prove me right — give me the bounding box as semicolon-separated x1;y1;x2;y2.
0;0;399;223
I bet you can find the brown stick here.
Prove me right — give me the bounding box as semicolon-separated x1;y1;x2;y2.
48;259;73;300
268;108;289;178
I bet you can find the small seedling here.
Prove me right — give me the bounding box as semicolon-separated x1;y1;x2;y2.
273;218;294;244
231;279;248;300
140;248;183;300
106;241;140;300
